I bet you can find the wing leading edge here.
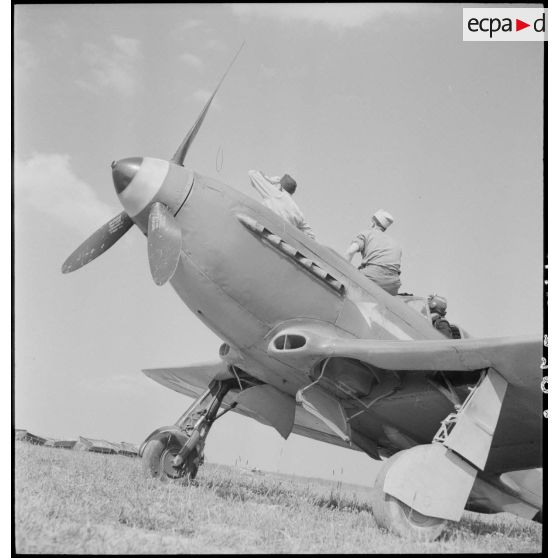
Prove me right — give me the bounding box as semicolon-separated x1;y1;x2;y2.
268;327;542;388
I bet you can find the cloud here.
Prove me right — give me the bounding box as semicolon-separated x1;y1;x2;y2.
182;19;204;30
172;21;228;53
259;64;278;79
77;35;141;97
229;3;423;30
181;52;204;70
48;20;70;39
15;153;115;235
112;35;140;58
205;37;228;52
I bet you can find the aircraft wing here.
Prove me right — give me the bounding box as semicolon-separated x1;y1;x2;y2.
143;362;232;399
143;329;542;473
268;326;542;474
142;363;353;450
268;327;541;388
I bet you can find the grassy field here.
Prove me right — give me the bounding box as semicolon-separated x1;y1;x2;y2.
14;442;542;554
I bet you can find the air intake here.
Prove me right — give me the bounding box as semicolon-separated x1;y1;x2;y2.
273;334;307;351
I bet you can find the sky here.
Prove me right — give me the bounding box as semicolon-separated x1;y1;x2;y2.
13;3;545;486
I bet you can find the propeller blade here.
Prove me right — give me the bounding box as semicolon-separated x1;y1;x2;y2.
171;41;245;166
61;211;133;274
148;202;183;286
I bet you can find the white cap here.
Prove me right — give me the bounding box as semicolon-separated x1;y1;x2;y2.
372;209;394;230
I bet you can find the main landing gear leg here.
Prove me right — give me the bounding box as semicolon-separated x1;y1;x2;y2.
371;369;508;541
141;380;234;482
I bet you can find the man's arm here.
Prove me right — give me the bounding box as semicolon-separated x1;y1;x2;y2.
298;218;315;239
264;174;282;185
345;242;361;262
248;170;282;199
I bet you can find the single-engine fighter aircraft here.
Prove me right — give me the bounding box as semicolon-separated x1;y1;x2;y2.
62;46;543;541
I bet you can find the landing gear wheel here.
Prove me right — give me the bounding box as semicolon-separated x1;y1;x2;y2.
142;436;199;482
371;453;447;541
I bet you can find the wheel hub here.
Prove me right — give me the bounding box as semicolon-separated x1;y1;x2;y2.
160;447;183;478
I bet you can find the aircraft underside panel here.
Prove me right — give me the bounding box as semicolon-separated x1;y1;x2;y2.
143;352;542;474
467;470;542;519
142;363;356;451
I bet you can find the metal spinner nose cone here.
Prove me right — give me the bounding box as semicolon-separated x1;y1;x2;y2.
112;157;143;194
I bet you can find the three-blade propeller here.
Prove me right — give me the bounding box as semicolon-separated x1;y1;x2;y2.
61;42;245;285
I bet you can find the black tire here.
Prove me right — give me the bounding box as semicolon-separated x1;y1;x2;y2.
142;435;199;482
371;453;447;541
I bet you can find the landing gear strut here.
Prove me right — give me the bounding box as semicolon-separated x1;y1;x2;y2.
141;380;235;481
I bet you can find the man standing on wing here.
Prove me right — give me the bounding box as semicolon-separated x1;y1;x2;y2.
248;170;315;239
345;209;402;295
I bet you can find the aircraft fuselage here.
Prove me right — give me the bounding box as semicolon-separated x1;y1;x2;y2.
161;171;442;392
113;159;541;474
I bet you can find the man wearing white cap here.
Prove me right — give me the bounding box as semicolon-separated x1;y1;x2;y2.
248;170;315;239
345;209;402;295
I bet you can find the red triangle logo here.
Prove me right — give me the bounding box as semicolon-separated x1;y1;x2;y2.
516;19;530;31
